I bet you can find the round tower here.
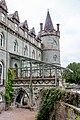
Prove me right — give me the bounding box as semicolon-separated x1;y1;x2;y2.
39;10;60;66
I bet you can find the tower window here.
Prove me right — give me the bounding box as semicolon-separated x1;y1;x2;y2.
53;40;57;46
53;55;57;61
0;32;5;47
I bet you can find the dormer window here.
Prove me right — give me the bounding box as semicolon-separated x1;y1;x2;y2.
25;32;27;38
15;24;18;31
1;13;5;22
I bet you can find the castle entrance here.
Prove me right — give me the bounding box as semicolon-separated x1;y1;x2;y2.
15;88;30;108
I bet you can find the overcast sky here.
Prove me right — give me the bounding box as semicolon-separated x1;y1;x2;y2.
6;0;80;67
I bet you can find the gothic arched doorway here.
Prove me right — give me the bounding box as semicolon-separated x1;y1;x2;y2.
15;88;30;107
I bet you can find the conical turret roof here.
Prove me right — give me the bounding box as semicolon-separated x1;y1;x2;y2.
44;10;54;32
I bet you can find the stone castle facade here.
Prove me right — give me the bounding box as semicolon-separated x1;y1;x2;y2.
0;0;60;104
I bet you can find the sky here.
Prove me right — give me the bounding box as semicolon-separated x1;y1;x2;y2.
5;0;80;67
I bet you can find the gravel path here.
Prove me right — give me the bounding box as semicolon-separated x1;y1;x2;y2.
0;108;37;120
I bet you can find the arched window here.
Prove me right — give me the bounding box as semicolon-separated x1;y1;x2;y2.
0;62;3;85
14;40;18;52
0;32;5;47
24;45;28;56
32;50;35;59
53;55;57;61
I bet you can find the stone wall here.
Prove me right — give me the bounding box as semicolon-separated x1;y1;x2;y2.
55;102;80;120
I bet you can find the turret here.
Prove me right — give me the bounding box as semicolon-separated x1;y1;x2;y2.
39;10;60;65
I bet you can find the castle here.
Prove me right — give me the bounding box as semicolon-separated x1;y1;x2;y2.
0;0;60;106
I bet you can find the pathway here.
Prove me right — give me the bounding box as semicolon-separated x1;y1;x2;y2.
0;108;38;120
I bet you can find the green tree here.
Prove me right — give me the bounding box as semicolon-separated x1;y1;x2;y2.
4;68;14;106
63;62;80;84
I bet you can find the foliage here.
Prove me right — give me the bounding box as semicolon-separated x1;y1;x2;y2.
4;68;14;105
36;88;63;120
62;62;80;84
36;88;80;120
69;108;80;120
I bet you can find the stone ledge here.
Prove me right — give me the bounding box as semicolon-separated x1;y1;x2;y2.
64;102;80;114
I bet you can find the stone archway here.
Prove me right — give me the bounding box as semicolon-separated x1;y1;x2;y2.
15;88;30;108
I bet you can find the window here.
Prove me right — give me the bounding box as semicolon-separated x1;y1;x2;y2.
14;40;18;52
0;32;5;47
24;45;28;56
1;13;5;22
0;62;3;85
15;24;18;31
32;50;35;59
38;53;41;60
53;55;57;61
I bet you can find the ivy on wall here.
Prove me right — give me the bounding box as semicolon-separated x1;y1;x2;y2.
36;87;80;120
4;68;14;106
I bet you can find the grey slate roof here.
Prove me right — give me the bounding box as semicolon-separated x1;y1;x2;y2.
44;10;54;32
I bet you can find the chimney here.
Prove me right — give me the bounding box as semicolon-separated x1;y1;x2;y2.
40;23;43;31
57;24;60;31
